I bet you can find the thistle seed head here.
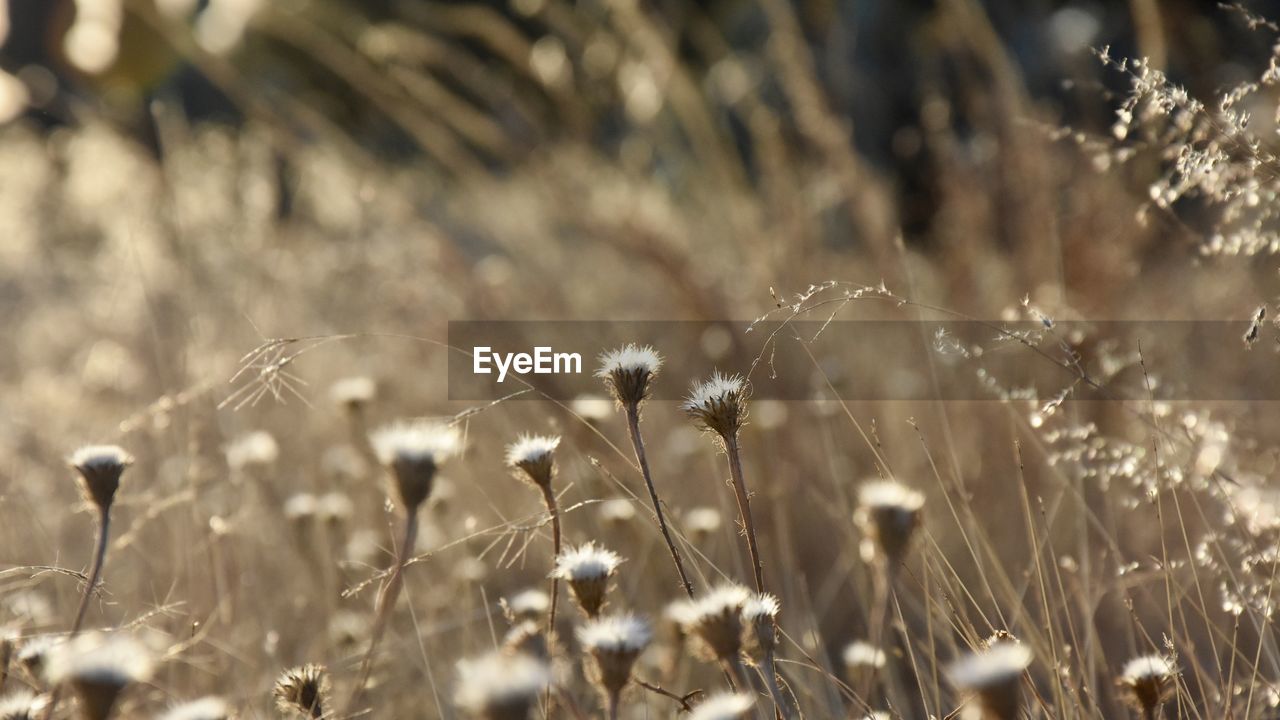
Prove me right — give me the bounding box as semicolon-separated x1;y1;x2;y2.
856;480;925;567
317;492;354;525
596;344;662;409
669;583;750;662
282;493;318;523
224;431;278;470
505;434;561;489
329;376;376;412
946;642;1032;720
158;697;232;720
682;372;748;441
272;664;329;719
370;420;461;511
569;394;614;423
454;651;551;720
502;590;551;625
1117;655;1176;716
551;542;623;618
842;641;887;670
45;632;154;720
68;446;133;513
0;691;45;720
688;691;755;720
577;613;651;704
502;621;550;660
741;593;780;655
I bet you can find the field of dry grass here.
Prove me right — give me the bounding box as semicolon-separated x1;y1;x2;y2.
4;1;1280;719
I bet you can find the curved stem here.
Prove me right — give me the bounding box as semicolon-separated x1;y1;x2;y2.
725;436;765;594
346;512;419;714
625;404;695;599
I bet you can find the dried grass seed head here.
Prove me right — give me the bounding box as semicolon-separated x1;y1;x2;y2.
682;372;748;440
551;542;623;617
158;697;232;720
505;434;561;489
596;344;662;408
577;613;651;701
68;445;133;512
856;480;925;566
946;643;1032;720
45;632;154;720
670;583;750;661
272;664;329;719
1117;655;1176;714
689;692;755;720
454;651;551;720
0;691;44;720
371;420;461;511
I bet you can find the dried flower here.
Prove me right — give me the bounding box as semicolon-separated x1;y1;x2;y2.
283;493;318;522
503;590;551;624
570;394;614;423
578;613;651;708
45;632;154;720
551;542;623;617
158;697;232;720
370;420;461;511
273;664;329;718
330;376;376;411
682;372;748;440
454;651;551;720
741;593;779;655
856;480;925;566
68;446;133;512
669;584;750;662
1117;655;1176;718
0;691;45;720
317;492;353;525
598;499;636;526
685;507;722;542
842;641;887;669
946;643;1032;720
596;344;662;408
224;431;278;470
689;692;755;720
502;621;549;660
505;434;561;489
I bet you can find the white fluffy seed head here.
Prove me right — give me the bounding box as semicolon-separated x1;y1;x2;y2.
505;434;562;488
371;420;461;510
596;344;662;407
946;643;1032;691
858;480;925;512
577;613;652;654
224;431;279;469
504;589;551;623
0;690;45;720
68;445;134;511
551;542;623;582
682;372;748;439
454;651;551;718
1120;655;1175;682
843;641;887;668
68;446;133;474
669;584;751;661
1118;654;1177;712
741;593;779;623
283;493;318;521
371;420;462;467
856;480;925;566
329;376;376;409
689;692;755;720
44;632;154;688
158;696;231;720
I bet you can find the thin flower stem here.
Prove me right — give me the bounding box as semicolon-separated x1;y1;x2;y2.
762;649;797;720
625;403;695;599
71;511;111;636
725;435;765;594
44;510;112;720
346;511;419;713
539;484;563;634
